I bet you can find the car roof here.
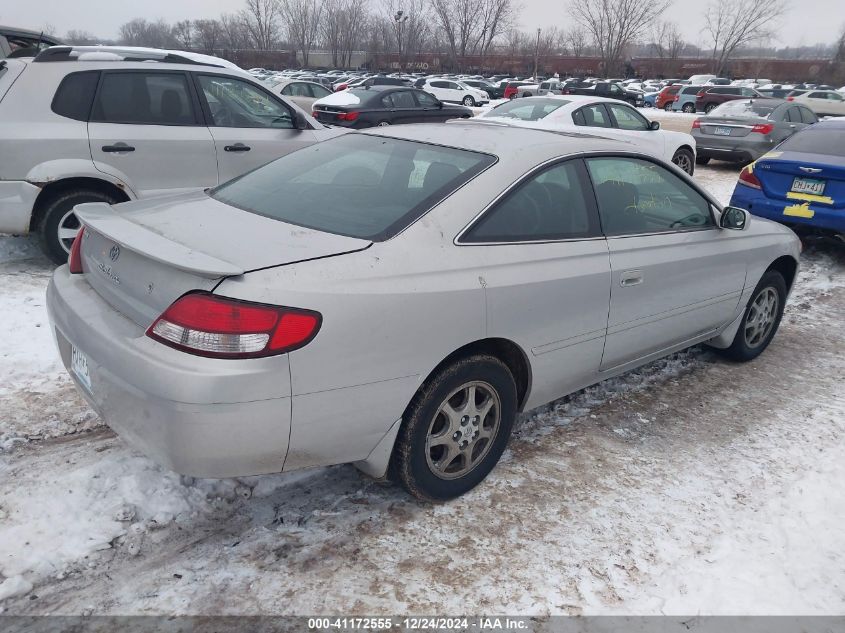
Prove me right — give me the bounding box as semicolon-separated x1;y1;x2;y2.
361;121;633;161
813;118;845;130
31;45;248;75
0;25;62;42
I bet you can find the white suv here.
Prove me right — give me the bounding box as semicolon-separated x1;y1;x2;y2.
422;79;489;107
0;46;341;263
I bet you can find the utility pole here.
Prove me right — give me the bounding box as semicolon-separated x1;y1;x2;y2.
395;11;409;71
534;28;541;80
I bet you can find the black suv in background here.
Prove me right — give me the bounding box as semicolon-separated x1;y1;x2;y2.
0;25;62;58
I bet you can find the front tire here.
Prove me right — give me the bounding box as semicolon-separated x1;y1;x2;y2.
716;270;787;362
672;148;695;175
462;95;476;106
682;103;695;113
38;189;121;265
377;120;391;126
391;355;517;501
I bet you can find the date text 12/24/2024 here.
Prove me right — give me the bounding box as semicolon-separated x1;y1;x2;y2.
308;617;529;630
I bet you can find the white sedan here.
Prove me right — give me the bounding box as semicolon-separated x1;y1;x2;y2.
479;95;697;174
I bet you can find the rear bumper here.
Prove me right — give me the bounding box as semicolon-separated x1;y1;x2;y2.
46;267;293;478
0;180;39;234
695;136;775;163
730;184;845;234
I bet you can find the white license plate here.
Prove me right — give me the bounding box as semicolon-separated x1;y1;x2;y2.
791;177;825;195
713;126;732;136
71;345;92;393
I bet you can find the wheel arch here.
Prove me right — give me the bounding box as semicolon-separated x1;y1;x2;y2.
29;176;132;232
766;254;798;293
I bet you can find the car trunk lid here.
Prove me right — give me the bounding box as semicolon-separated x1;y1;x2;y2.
75;192;371;327
753;152;845;210
697;116;765;138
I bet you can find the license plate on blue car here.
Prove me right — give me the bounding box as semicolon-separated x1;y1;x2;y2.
791;177;825;196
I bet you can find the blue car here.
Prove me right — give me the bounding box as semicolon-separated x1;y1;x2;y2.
729;119;845;239
643;91;659;108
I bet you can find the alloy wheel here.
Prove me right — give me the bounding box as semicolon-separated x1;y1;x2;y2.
57;210;80;256
673;152;694;175
425;381;501;480
744;287;779;348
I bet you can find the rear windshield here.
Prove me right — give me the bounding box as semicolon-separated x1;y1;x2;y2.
777;128;845;157
485;98;569;120
681;86;702;95
210;134;496;241
711;100;779;118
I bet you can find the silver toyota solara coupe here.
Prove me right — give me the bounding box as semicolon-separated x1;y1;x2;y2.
46;124;800;501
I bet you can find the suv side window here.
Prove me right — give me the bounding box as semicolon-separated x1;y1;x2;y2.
586;157;714;236
463;161;597;242
198;75;293;128
431;81;449;89
741;88;757;96
92;72;196;125
51;71;99;121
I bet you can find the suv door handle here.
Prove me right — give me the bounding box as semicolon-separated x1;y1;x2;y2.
620;270;644;287
224;143;251;152
101;143;135;153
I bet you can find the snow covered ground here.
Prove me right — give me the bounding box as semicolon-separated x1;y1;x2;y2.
1;166;844;615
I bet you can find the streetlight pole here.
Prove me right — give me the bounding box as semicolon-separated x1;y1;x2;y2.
394;11;409;71
534;27;541;80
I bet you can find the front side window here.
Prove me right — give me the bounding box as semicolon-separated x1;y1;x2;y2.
607;103;649;131
586;157;714;236
198;75;292;128
282;82;310;97
800;107;818;124
211;134;495;241
92;72;196;125
415;91;439;107
387;90;416;108
463;161;596;243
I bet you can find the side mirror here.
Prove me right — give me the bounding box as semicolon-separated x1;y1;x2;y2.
649;120;660;131
294;111;309;130
437;101;443;109
720;206;749;231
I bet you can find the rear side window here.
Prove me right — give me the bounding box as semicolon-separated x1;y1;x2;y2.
463;161;596;243
800;107;818;124
92;72;196;125
210;134;496;241
51;71;99;121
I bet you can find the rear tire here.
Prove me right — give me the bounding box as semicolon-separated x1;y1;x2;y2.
664;102;674;111
377;120;391;126
672;148;695;175
38;188;121;265
682;103;695;113
704;103;717;114
715;270;786;362
391;355;517;501
696;156;711;166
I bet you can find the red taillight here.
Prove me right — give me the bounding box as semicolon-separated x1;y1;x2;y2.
692;119;701;129
68;227;85;273
147;292;321;359
751;123;774;134
337;111;359;121
312;111;317;117
696;91;705;97
786;96;794;101
673;95;680;101
738;164;762;190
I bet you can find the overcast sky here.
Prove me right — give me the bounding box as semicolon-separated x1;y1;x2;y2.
2;0;842;48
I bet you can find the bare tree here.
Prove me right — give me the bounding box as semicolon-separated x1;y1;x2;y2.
567;0;672;76
241;0;283;49
473;0;517;60
562;25;588;58
704;0;788;76
194;20;222;54
65;30;100;45
834;25;845;62
173;20;194;49
322;0;368;67
280;0;323;66
118;18;177;48
429;0;483;68
220;13;251;50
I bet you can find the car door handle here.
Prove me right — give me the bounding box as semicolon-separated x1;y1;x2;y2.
224;143;251;152
620;270;644;287
101;143;135;153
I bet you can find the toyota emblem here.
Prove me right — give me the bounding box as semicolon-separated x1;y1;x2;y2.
109;245;120;262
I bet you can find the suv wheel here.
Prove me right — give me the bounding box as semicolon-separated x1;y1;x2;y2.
38;189;121;265
462;95;476;106
682;103;695;113
672;148;695;175
664;102;674;111
391;354;517;501
704;103;717;114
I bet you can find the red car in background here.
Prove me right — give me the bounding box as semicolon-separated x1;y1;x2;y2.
656;84;682;110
